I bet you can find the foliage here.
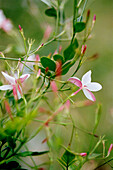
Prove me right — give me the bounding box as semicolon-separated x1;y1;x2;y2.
0;0;112;169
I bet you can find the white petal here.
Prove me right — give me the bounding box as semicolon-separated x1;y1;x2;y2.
0;85;13;90
86;82;102;92
20;74;30;80
82;88;96;101
2;72;15;84
17;90;22;99
82;70;91;85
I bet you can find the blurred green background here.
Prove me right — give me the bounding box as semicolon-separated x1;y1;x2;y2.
0;0;112;169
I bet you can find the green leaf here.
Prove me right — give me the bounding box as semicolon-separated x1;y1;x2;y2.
74;22;86;33
53;54;64;64
58;149;76;168
17;151;49;157
45;8;57;18
62;62;75;75
41;57;56;72
63;39;78;61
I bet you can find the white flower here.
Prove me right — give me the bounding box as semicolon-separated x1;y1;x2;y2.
68;70;102;101
0;72;30;100
0;9;12;32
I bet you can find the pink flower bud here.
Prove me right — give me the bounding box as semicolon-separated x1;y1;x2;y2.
55;60;62;77
86;10;90;23
43;25;52;40
45;67;49;73
19;25;22;31
59;45;62;53
81;45;87;55
107;144;113;156
50;81;58;94
41;43;44;46
87;10;90;18
93;14;96;22
80;153;87;157
36;54;40;62
4;100;13;121
13;85;18;101
37;69;41;78
65;100;70;112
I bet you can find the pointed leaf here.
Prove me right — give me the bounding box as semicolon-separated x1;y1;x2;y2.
74;22;86;33
17;151;49;157
58;149;76;168
63;39;78;61
53;54;64;64
41;57;56;72
45;8;57;18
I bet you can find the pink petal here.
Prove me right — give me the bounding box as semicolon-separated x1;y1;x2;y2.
0;85;13;90
82;88;96;101
43;25;52;40
36;54;40;62
50;81;58;93
2;72;15;84
17;84;22;95
65;100;70;111
19;74;30;83
86;82;102;92
68;77;82;87
13;85;17;100
37;69;41;78
82;70;91;85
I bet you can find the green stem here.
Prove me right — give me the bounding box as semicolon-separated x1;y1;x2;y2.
79;0;88;22
68;125;74;147
71;0;77;43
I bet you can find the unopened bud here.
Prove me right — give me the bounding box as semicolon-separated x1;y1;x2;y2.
45;67;49;73
86;10;90;23
81;45;87;55
37;69;41;78
93;14;96;22
107;144;113;156
80;153;87;157
43;25;52;41
92;14;96;28
19;25;22;31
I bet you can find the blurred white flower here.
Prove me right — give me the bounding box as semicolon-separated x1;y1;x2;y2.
0;9;13;32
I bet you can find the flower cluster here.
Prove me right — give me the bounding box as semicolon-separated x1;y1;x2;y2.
0;72;30;100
